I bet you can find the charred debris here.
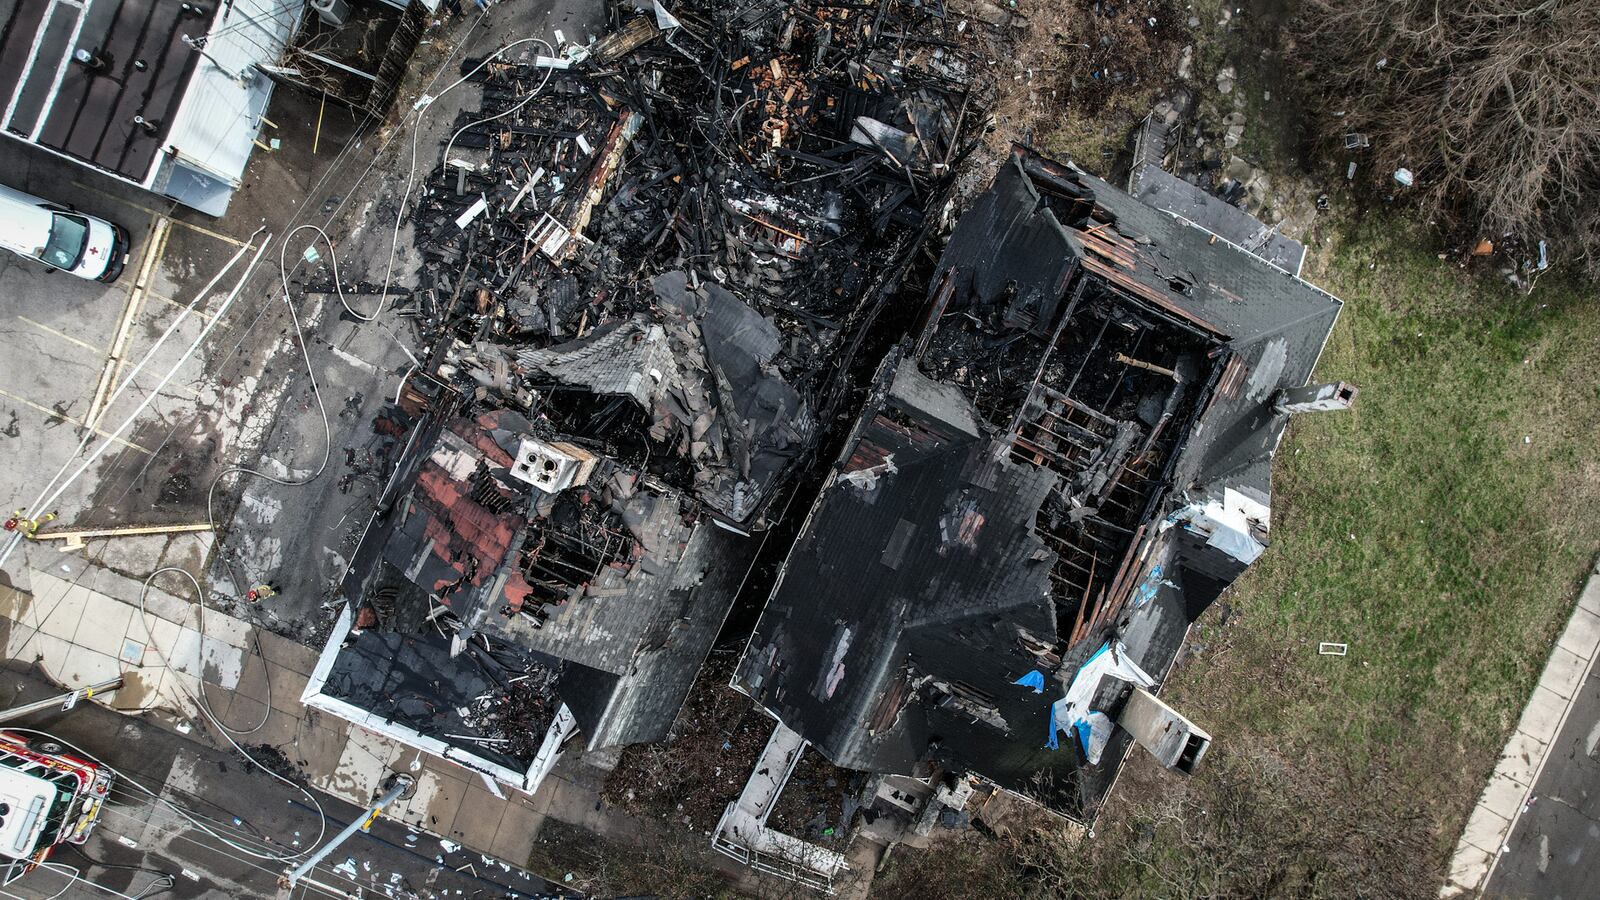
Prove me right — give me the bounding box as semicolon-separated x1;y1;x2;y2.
732;145;1353;829
304;0;988;785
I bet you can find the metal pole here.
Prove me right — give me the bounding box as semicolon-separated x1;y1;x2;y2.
282;775;412;888
0;678;122;724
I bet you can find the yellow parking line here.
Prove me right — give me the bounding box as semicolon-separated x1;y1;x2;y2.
16;316;107;355
68;181;250;248
147;292;216;323
0;388;151;455
169;218;249;249
87;215;167;431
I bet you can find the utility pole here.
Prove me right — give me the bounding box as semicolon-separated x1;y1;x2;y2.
0;678;121;724
281;774;413;889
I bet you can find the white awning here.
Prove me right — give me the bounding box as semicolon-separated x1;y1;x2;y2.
159;0;306;212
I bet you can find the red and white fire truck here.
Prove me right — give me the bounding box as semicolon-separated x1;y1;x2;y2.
0;731;114;880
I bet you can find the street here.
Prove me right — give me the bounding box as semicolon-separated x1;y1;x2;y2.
1485;643;1600;899
0;662;564;899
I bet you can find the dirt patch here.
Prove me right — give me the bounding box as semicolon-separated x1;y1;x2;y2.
765;748;863;845
527;819;731;899
601;651;774;833
972;0;1186;173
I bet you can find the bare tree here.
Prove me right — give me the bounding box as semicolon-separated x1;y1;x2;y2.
1294;0;1600;280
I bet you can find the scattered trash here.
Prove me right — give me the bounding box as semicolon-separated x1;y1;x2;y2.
1393;167;1414;187
1318;642;1348;656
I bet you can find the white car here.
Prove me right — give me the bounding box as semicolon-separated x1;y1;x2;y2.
0;183;129;282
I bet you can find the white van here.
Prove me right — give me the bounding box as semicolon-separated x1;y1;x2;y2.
0;183;128;282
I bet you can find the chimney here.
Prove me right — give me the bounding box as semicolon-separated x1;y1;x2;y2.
1272;380;1358;415
1115;687;1212;774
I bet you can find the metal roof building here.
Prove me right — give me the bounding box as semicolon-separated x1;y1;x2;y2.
0;0;301;215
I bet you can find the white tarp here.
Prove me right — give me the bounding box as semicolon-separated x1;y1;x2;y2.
1051;641;1154;763
1165;487;1270;564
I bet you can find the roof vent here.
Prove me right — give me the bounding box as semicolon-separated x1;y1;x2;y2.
509;439;597;493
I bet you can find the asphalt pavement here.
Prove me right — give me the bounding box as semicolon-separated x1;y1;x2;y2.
1484;651;1600;900
0;663;566;899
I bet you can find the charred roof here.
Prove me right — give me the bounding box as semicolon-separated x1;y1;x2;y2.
735;146;1344;819
313;0;978;770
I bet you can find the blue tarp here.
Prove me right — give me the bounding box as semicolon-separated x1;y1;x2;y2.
1014;670;1046;693
1074;719;1094;756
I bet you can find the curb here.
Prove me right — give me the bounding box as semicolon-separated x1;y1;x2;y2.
1440;557;1600;896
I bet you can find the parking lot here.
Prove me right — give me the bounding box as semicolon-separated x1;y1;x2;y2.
0;151;242;521
0;83;377;598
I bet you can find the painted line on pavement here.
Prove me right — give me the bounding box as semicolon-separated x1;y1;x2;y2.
146;292;216;323
69;181;251;248
0;387;151;455
16;316;107;355
86;215;167;431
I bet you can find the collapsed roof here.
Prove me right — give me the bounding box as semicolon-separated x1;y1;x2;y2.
734;146;1346;818
307;0;975;779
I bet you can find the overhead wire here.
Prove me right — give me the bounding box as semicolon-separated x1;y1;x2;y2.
8;725;324;866
3;15;562;898
90;804;368;899
59;845;174;900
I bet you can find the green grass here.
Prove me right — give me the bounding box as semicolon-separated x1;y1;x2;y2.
874;220;1600;898
1167;216;1600;862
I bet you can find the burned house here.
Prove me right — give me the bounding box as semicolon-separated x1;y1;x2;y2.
302;389;764;788
733;146;1351;821
304;1;974;790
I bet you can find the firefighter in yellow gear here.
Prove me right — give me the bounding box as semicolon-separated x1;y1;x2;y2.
3;510;56;538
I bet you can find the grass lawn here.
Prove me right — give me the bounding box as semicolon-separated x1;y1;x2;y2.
1163;216;1600;871
875;220;1600;897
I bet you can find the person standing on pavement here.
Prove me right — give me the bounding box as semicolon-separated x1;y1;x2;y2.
3;510;56;538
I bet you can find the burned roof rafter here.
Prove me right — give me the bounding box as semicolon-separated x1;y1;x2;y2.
735;145;1349;821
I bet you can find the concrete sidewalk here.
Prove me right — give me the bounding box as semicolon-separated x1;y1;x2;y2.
0;549;632;878
1442;556;1600;896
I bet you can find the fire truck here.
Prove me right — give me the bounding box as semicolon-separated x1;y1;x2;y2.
0;731;114;881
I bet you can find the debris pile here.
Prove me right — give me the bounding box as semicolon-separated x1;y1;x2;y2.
463;660;563;757
399;0;979;527
601;652;775;831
